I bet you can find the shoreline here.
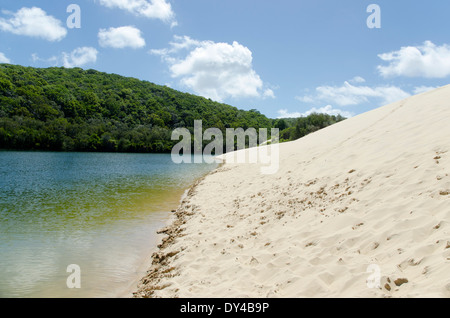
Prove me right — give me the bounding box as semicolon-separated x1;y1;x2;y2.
132;162;224;298
119;178;207;297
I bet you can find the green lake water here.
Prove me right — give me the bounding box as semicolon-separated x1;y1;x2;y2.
0;151;216;298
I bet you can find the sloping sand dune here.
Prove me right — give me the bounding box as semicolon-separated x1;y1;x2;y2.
135;85;450;298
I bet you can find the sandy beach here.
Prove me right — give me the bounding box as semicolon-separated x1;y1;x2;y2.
134;85;450;298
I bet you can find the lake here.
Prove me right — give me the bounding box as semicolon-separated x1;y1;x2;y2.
0;151;217;298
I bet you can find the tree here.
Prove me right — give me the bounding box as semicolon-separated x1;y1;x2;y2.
274;119;287;131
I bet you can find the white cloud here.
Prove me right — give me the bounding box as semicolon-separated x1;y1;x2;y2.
150;35;202;64
378;41;450;78
0;52;11;63
167;35;201;52
296;95;315;103
277;109;302;118
413;85;438;95
31;53;58;66
349;76;366;84
98;0;176;25
277;105;353;119
98;26;146;49
297;80;410;107
263;89;275;99
31;48;97;68
152;36;273;101
63;47;98;68
0;7;67;41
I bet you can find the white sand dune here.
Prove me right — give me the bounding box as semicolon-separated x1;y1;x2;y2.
135;85;450;298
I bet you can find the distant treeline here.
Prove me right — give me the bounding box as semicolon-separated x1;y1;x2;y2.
274;113;346;142
0;64;345;153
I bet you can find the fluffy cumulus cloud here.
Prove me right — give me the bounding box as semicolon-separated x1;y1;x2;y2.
297;79;411;107
151;36;274;102
63;47;98;68
378;41;450;78
0;52;11;63
277;105;353;119
98;26;146;49
0;7;67;41
98;0;176;26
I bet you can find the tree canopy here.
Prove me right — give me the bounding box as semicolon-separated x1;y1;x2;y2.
278;113;346;142
0;64;346;153
0;64;272;152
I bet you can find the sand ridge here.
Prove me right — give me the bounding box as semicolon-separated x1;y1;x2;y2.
135;85;450;298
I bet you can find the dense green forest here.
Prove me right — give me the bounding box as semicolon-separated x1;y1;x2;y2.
275;114;346;142
0;64;345;153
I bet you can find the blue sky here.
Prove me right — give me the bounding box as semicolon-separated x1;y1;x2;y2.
1;0;450;119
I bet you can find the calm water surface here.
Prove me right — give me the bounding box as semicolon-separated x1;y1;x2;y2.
0;151;216;298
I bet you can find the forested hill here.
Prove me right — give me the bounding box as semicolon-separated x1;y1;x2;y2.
0;64;272;152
